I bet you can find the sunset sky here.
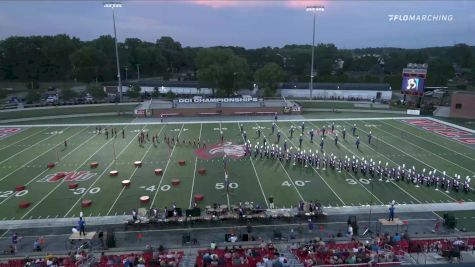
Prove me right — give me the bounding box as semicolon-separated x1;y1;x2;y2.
0;0;474;48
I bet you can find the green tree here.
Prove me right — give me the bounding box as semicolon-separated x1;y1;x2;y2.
87;85;106;99
0;89;7;99
254;63;285;97
61;87;78;101
195;48;250;96
25;89;42;104
450;43;473;68
127;85;141;99
70;46;107;83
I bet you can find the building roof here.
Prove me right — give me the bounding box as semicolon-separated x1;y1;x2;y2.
280;82;391;91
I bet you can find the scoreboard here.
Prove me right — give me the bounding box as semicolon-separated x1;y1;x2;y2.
401;64;427;96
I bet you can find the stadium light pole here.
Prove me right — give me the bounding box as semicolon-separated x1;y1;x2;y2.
104;2;123;102
306;5;324;100
136;64;141;81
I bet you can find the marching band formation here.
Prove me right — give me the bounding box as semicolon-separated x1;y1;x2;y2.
240;122;471;194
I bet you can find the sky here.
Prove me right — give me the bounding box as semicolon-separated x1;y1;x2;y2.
0;0;474;49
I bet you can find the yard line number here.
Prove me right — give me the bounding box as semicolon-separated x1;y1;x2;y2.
282;180;310;187
0;190;28;198
145;185;170;192
216;182;238;189
346;178;371;185
72;187;101;195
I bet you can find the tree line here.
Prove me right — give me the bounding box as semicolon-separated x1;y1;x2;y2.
0;34;474;97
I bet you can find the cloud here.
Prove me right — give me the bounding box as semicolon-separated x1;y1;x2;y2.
186;0;261;8
284;0;326;9
184;0;325;9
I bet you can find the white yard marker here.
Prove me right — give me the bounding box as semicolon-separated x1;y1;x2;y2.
150;124;184;208
378;121;474;175
238;122;269;208
254;122;304;202
63;125;147;217
0;127;72;166
275;122;346;206
0;127;51;152
298;121;384;205
20;128;118;219
189;123;203;209
352;120;457;201
106;125;165;215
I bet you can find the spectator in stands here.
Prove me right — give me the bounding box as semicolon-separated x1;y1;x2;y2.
393;232;401;243
33;239;41;252
210;240;217;250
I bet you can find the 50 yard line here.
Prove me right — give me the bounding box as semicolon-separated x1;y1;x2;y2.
189;123;203;209
238;122;269;208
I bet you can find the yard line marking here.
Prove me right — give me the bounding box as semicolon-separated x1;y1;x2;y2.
238;122;269;208
19;128;115;219
355;120;459;202
275;122;346;206
0;127;65;165
64;125;146;218
378;121;474;175
189;123;203;209
340;120;452;204
0;127;90;207
221;121;231;209
0;116;426;128
305;121;384;205
106;125;165;215
46;215;49;219
255;121;304;202
0;127;51;152
402;118;473;155
150;124;184;208
0;126;85;183
55;215;58;218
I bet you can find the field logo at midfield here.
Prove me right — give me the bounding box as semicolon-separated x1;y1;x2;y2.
194;142;246;160
37;171;97;183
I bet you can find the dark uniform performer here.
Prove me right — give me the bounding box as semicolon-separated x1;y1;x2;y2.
368;131;372;145
276;130;281;144
352;124;357;136
356;137;360;149
122;129;125;138
321;127;326;137
257;128;261;138
64;140;67;148
301;122;305;133
240;124;244;133
299;134;303;149
271;123;275;134
243;131;247;142
342;128;346;140
320;138;324;151
331;122;335;133
334;134;339;145
309;129;314;142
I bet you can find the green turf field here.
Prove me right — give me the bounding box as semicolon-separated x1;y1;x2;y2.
0;117;473;220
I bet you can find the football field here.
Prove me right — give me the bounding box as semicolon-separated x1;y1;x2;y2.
0;117;474;221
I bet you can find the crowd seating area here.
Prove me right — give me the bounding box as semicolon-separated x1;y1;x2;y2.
97;250;184;267
0;251;87;267
0;250;184;267
196;242;289;267
292;237;401;267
